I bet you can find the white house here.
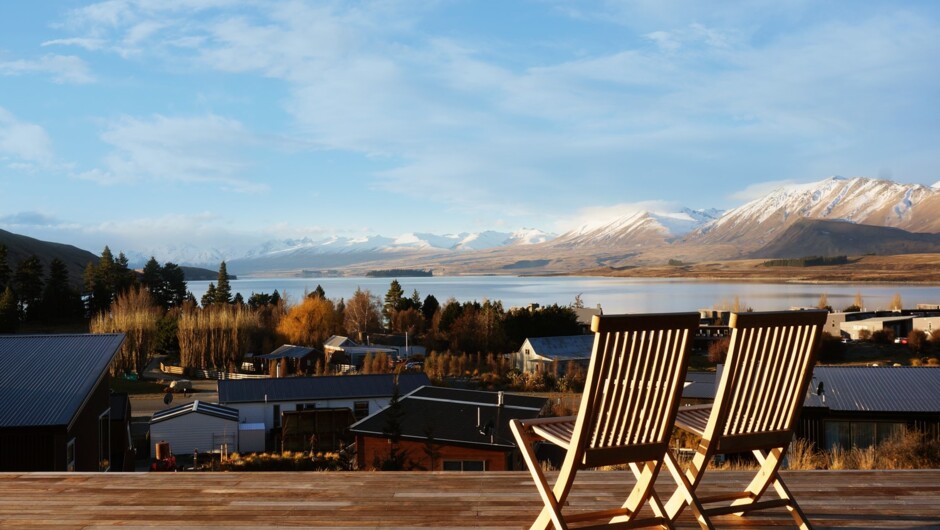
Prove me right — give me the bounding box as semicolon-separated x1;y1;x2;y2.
511;335;594;374
149;400;239;458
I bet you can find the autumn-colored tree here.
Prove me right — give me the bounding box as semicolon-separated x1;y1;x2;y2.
277;295;341;347
708;337;731;364
90;286;161;376
907;330;928;354
391;307;425;335
344;288;381;342
889;292;903;311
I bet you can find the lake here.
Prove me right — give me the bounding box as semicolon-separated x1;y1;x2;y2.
186;276;940;313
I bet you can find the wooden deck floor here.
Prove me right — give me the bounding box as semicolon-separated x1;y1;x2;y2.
1;470;938;529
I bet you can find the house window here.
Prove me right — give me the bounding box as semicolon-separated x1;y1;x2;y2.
353;401;369;419
824;420;905;450
296;403;316;411
273;404;281;427
66;439;76;472
98;409;111;472
442;460;486;471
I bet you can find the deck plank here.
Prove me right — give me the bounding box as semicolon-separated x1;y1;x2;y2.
0;470;938;528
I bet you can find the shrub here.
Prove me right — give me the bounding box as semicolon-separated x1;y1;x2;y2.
871;328;895;344
708;337;730;363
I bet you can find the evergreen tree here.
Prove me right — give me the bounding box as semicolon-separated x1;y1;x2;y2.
162;262;187;307
215;261;232;304
83;246;138;314
0;244;11;291
233;292;244;305
311;284;326;299
379;378;408;470
201;283;217;307
0;286;18;332
409;289;422;311
42;258;80;320
13;255;44;321
421;294;439;322
383;280;405;324
141;257;165;306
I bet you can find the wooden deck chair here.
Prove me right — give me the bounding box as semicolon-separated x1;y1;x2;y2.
510;312;700;530
663;310;827;530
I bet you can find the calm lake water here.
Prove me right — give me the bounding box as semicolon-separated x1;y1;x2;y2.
187;276;940;314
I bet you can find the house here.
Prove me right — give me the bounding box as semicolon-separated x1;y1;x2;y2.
0;333;125;471
109;392;135;471
217;373;430;451
257;344;323;377
511;335;594;374
799;366;940;450
149;400;239;458
323;335;397;369
350;386;548;471
573;305;603;333
840;315;914;340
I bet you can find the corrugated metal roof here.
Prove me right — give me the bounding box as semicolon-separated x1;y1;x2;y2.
0;334;125;428
682;371;717;400
524;335;594;360
407;386;547;411
257;344;319;360
217;372;430;404
324;335;355;348
150;400;239;424
803;366;940;412
350;387;548;448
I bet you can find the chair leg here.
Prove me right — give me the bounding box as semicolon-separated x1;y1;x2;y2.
510;420;575;530
628;462;674;529
663;451;713;530
745;448;814;530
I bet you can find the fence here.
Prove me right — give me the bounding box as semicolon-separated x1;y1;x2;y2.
160;362;268;380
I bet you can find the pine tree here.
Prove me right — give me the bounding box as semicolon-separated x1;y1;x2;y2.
0;286;18;332
42;258;80;320
13;255;44;321
162;262;187;307
0;244;11;291
421;294;439;322
383;280;405;325
312;284;326;299
215;261;232;304
141;257;165;306
201;283;217;307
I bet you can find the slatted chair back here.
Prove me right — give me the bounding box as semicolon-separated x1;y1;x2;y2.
574;312;700;467
708;310;827;454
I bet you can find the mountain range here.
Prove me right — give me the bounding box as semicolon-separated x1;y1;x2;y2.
4;176;940;278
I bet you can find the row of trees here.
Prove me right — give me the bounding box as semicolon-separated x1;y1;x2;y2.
0;245;84;331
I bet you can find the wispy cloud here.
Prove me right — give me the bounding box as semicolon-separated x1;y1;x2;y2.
0;54;94;84
78;113;267;192
0;211;61;227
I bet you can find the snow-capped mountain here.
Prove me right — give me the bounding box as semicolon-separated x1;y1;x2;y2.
690;176;940;250
549;208;722;249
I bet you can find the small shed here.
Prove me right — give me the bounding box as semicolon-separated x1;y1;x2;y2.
149;401;239;458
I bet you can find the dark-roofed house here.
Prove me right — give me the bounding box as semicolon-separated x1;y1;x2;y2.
218;373;430;451
323;335;397;370
149;400;239;458
109;392;135;471
350;386;548;471
511;335;594;375
799;366;940;450
0;334;125;471
257;344;323;377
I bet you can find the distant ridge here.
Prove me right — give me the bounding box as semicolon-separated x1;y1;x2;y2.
751;219;940;259
0;229;97;288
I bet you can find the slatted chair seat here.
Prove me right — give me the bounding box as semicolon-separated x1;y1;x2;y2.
664;310;827;530
511;312;700;530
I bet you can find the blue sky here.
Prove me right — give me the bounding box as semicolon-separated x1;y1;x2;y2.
1;1;939;256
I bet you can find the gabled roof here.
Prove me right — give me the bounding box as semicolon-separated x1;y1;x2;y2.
0;334;125;429
682;371;717;400
803;366;940;413
324;335;357;349
523;335;594;360
217;373;430;404
151;400;239;424
257;344;320;360
350;386;547;449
